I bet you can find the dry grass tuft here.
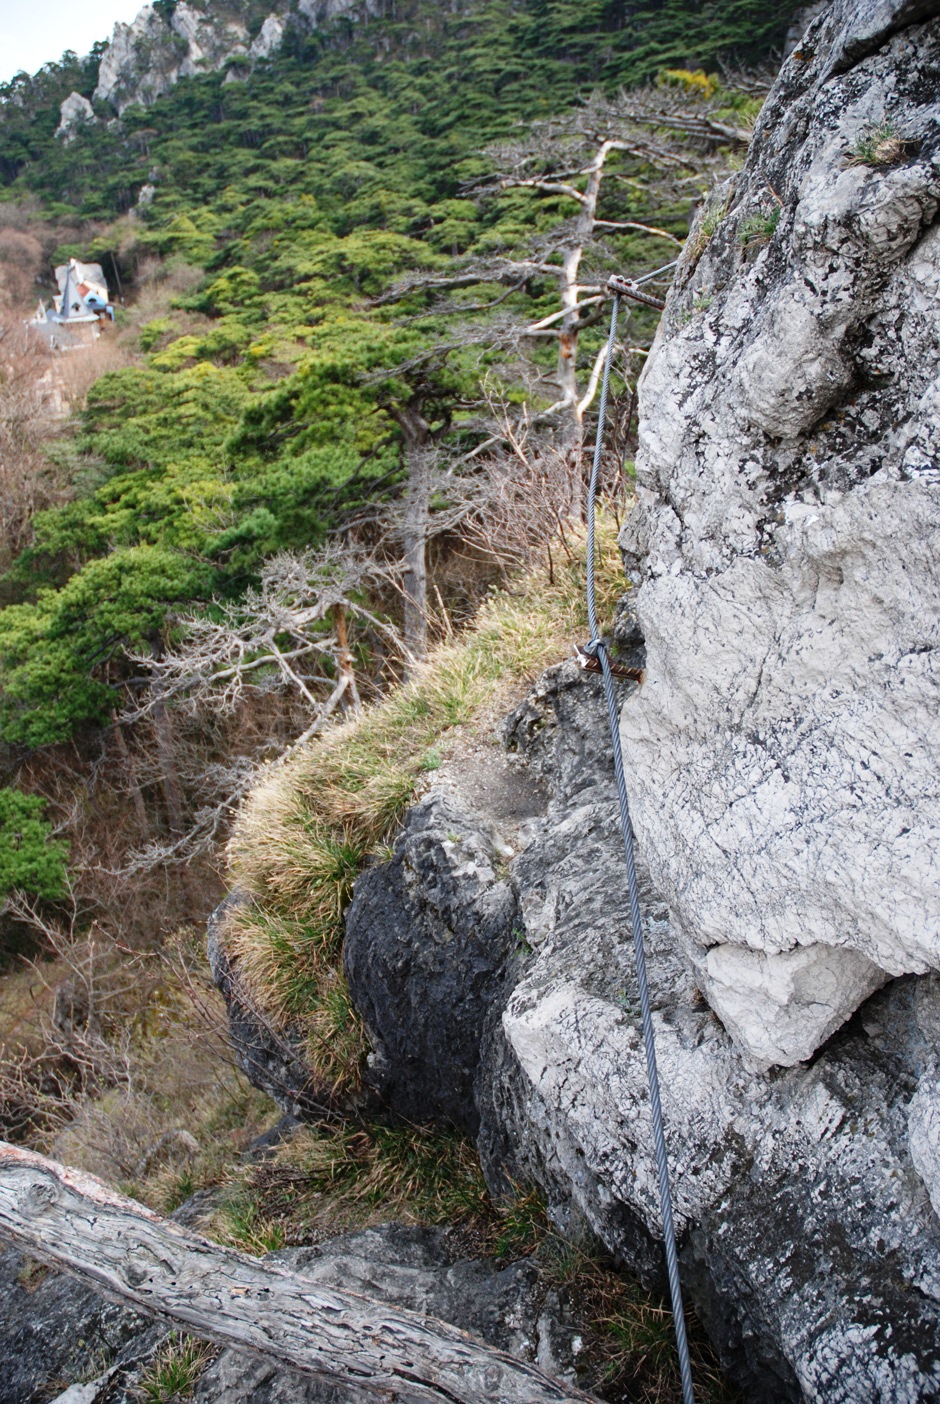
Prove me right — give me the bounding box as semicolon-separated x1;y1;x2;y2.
222;517;625;1092
846;120;916;168
206;1118;493;1251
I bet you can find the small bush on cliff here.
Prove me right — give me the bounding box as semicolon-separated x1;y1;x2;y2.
847;119;916;167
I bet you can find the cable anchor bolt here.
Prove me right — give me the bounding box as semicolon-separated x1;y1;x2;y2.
607;274;667;311
574;642;645;684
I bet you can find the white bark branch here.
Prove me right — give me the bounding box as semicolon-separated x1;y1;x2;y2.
500;178;588;203
0;1143;599;1404
592;220;683;244
577;340;616;418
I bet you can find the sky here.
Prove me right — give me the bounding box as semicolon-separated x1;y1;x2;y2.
0;0;144;85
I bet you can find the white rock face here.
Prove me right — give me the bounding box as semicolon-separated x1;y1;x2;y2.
55;92;96;142
92;3;290;114
84;0;383;116
464;663;940;1399
94;5;179;111
249;14;285;58
909;1069;940;1219
620;0;940;1068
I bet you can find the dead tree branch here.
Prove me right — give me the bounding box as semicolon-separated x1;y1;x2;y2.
0;1141;599;1404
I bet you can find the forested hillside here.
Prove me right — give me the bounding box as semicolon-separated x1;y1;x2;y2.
0;0;797;898
0;0;794;1242
0;4;798;1395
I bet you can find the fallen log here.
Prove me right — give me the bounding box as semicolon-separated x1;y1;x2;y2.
0;1141;598;1404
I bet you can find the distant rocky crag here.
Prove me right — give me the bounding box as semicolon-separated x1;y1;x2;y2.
56;0;378;132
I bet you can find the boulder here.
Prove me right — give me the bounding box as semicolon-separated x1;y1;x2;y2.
344;793;520;1132
55;93;95;143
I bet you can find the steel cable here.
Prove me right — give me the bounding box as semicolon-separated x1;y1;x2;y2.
584;294;696;1404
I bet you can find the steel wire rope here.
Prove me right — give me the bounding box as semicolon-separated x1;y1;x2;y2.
584;293;696;1404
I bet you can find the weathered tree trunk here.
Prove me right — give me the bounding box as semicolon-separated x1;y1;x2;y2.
402;441;431;667
332;601;362;712
109;708;151;841
149;639;185;834
387;403;434;672
0;1142;598;1404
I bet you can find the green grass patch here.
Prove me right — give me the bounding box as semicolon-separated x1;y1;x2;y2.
138;1334;215;1403
738;204;780;248
210;1118;493;1246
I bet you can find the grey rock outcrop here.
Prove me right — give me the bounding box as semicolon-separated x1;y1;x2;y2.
55;93;96;142
92;3;290;114
619;0;940;1067
249;13;285;57
82;0;388;117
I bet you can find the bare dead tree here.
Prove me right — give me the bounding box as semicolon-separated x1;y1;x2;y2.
376;84;751;452
104;543;406;874
384;404;435;666
127;544;398;723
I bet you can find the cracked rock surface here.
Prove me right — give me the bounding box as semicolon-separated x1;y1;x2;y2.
380;664;940;1401
619;0;940;1067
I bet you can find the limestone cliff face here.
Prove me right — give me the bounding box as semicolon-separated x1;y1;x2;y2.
620;0;940;1068
91;2;281;113
86;0;373;116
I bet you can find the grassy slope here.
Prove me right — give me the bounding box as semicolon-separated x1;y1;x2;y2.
224;518;624;1085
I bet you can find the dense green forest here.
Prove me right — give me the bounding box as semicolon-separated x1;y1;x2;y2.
0;0;796;899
